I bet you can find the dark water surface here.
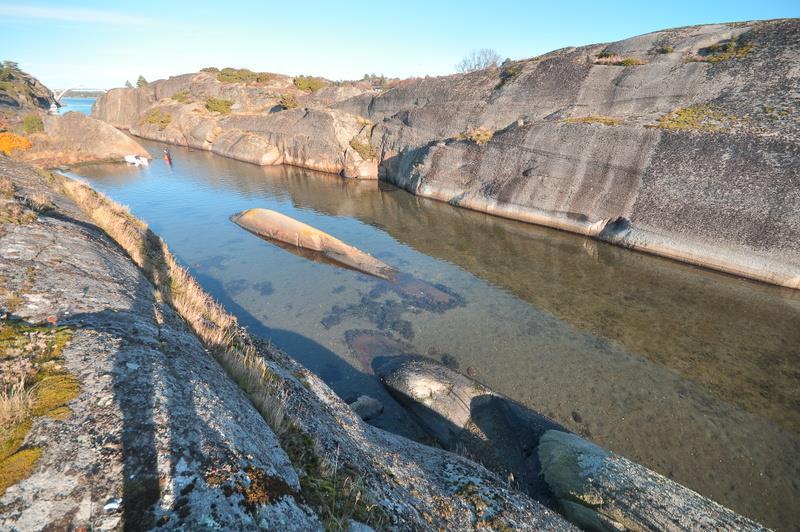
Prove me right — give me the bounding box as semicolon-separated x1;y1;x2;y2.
68;139;800;529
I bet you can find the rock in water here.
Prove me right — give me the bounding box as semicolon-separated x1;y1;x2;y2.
378;356;766;530
230;208;396;280
348;395;384;420
538;430;766;531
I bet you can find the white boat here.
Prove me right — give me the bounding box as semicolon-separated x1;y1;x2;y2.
124;155;149;166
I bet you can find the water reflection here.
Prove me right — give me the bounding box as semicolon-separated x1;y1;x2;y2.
70;140;800;529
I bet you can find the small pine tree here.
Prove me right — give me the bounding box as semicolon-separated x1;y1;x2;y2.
125;80;133;88
136;75;148;88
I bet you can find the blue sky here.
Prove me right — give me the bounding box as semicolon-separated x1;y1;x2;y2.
1;1;797;89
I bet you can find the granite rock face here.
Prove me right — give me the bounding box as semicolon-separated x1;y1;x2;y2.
19;112;150;167
92;72;378;178
339;19;800;288
0;156;316;530
91;19;799;287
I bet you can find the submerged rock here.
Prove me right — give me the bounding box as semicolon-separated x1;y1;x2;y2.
231;208;396;280
538;430;766;531
377;355;767;529
348;395;384;421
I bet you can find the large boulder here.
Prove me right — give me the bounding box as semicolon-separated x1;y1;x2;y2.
19;112;150;167
377;355;767;530
92;87;156;129
538;430;766;531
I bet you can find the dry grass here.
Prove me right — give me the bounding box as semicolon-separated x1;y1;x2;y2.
655;105;739;131
0;378;35;429
687;36;754;63
0;176;14;198
593;55;648;66
59;177;288;423
564;115;623;126
24;192;53;212
458;127;493;145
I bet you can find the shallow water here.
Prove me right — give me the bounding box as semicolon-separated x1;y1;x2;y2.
68;140;800;529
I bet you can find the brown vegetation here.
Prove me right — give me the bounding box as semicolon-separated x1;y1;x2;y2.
564;115;623;126
593;54;648;66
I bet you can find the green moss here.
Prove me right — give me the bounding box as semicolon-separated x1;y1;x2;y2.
656;105;738;131
0;447;42;496
205;97;233;115
142;109;172;131
0;323;73;362
0;419;32;462
31;373;80;416
45;406;72;420
349;138;377;160
293;76;327;92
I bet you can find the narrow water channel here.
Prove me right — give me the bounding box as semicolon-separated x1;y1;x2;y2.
67;139;800;529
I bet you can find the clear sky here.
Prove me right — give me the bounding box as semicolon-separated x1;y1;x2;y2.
1;0;797;89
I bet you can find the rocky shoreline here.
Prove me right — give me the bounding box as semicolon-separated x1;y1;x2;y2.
0;155;574;530
91;19;799;289
0;155;770;528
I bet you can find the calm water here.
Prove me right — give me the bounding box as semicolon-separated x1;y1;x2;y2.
58;97;95;115
68;140;800;529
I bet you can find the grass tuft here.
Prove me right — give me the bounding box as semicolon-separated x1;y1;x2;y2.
143;109;172;131
564;115;623;126
171;90;191;104
655;105;739;131
349;138;377;160
293;76;327;92
688;36;753;63
593;54;648;66
279;94;298;110
457;127;494;145
205;97;233;115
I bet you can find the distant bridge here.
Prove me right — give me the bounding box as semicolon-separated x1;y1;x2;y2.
54;88;107;102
